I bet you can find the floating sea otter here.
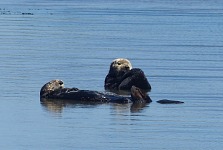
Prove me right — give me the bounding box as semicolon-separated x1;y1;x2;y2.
104;58;151;93
40;80;183;104
40;79;151;104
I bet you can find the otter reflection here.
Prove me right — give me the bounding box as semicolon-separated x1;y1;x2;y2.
40;98;150;114
40;98;104;113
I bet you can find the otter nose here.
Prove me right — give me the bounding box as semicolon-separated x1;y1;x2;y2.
58;80;63;85
125;66;130;70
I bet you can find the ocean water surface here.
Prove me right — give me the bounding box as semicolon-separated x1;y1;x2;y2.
0;0;223;149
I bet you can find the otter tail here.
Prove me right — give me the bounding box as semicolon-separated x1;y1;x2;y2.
156;99;184;104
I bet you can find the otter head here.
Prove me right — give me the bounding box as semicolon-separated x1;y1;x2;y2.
131;86;152;103
109;58;132;77
40;79;64;98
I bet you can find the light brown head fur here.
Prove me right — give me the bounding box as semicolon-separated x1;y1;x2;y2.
109;58;132;77
40;79;64;98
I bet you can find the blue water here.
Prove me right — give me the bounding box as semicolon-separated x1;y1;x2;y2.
0;0;223;149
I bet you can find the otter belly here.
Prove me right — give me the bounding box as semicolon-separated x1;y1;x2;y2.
57;90;109;102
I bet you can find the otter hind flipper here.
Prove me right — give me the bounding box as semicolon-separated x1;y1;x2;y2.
131;86;152;103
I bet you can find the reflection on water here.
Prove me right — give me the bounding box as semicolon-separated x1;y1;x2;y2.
40;98;150;114
1;0;223;149
41;99;104;113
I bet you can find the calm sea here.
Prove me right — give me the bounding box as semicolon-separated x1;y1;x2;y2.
0;0;223;149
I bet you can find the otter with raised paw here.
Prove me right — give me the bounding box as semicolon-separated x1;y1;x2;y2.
40;80;183;104
104;58;151;93
40;79;152;104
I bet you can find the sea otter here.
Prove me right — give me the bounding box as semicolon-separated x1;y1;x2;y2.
40;80;183;104
40;79;152;104
104;58;151;93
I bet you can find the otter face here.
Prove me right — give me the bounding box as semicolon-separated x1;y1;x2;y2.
109;58;132;77
40;79;64;98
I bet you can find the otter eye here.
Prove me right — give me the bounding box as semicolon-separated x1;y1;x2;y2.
117;62;121;65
